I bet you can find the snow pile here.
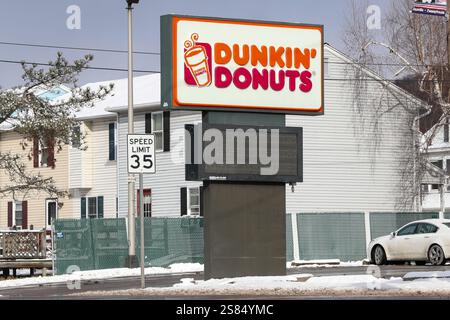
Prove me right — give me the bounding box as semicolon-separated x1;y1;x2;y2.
69;273;450;297
403;271;450;280
0;263;203;289
168;263;203;273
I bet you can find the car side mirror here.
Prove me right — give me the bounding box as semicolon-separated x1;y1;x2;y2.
390;232;395;238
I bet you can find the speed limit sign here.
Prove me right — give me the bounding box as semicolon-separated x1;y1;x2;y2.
127;134;156;174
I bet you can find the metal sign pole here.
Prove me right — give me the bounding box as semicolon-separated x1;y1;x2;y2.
140;172;145;288
126;0;137;268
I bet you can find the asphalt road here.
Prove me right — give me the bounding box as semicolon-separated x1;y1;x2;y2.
0;265;449;299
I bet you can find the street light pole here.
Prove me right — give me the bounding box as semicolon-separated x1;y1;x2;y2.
126;0;139;268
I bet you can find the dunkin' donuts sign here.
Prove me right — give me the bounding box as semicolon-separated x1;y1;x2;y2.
161;15;324;115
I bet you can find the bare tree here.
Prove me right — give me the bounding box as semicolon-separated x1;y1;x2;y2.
343;0;449;210
0;53;113;199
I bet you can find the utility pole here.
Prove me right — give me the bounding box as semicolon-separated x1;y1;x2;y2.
126;0;139;268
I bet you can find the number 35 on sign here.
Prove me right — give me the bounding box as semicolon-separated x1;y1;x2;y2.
127;134;156;174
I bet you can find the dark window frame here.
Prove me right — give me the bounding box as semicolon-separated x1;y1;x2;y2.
108;122;117;161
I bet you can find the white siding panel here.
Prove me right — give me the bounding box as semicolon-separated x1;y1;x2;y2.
285;49;414;212
118;110;202;217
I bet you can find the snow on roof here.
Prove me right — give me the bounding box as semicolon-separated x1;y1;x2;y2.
75;73;161;119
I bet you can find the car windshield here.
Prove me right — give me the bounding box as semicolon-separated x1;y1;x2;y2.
443;223;450;229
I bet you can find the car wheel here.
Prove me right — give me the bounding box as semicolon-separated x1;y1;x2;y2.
372;245;386;265
428;244;446;266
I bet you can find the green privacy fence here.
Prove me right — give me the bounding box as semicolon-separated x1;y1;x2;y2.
287;212;440;262
295;213;366;262
53;217;203;275
370;212;439;240
54;212;443;274
135;217;204;267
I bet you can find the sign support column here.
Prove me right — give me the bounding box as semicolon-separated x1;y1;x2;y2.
126;0;137;268
139;172;145;288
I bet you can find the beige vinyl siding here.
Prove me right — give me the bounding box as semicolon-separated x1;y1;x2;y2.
88;118;117;217
69;122;93;190
69;118;117;219
0;131;71;228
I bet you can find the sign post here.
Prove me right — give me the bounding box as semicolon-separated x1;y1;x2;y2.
127;134;156;288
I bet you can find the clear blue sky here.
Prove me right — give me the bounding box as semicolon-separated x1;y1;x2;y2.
0;0;393;88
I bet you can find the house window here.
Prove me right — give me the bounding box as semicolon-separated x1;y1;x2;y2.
88;197;97;219
421;184;430;193
72;125;81;149
39;140;49;167
46;199;58;228
33;137;54;168
431;184;440;190
145;112;170;152
137;189;152;217
188;187;200;216
14;201;23;228
152;112;164;152
109;122;117;161
81;196;104;219
431;160;443;170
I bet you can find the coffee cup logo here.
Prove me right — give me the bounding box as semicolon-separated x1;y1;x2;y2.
184;33;212;87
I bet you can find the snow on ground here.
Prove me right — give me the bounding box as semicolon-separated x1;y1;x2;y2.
0;263;203;289
71;272;450;297
5;261;450;297
403;271;450;279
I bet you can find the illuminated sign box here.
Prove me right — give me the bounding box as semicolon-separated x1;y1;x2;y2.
161;15;324;115
185;124;303;183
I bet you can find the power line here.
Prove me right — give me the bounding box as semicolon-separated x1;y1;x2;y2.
0;58;449;82
0;41;447;68
0;41;159;56
0;59;159;73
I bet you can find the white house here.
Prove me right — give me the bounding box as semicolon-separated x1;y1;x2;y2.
9;43;425;223
421;122;450;212
102;44;427;219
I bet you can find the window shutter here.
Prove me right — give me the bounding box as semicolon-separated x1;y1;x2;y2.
180;187;187;216
22;201;28;229
109;123;115;161
447;159;450;175
145;113;152;134
7;202;13;228
445;119;449;143
47;138;55;168
163;111;170;152
81;197;86;219
33;138;39;168
199;186;204;217
97;196;104;219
